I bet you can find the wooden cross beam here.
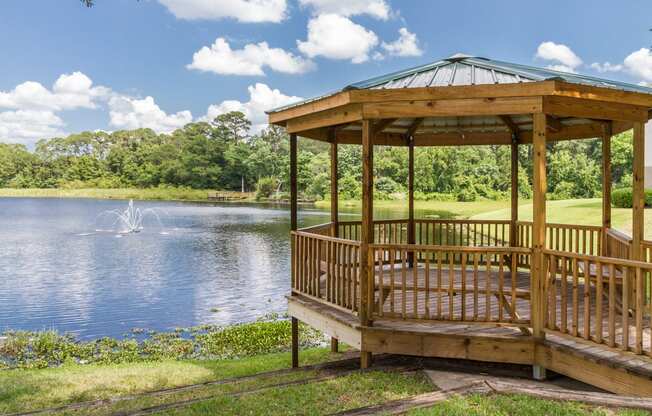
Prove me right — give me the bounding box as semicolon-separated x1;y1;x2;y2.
498;115;519;135
373;118;398;136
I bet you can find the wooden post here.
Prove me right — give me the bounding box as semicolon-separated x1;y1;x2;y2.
330;134;339;237
510;136;519;248
290;133;299;368
360;119;374;368
408;137;415;266
531;113;547;380
329;132;340;352
602;124;612;256
291;317;299;368
633;122;645;261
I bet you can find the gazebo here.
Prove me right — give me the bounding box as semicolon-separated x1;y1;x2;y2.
267;54;652;395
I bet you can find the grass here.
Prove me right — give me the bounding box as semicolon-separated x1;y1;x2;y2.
0;347;343;414
407;393;649;416
471;198;652;239
320;198;512;219
0;187;253;202
157;370;432;416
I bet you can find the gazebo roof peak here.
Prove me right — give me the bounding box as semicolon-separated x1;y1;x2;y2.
343;54;652;94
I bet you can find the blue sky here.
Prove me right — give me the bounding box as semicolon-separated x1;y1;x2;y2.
1;0;652;146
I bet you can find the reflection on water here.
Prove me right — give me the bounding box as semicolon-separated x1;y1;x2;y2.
0;198;457;340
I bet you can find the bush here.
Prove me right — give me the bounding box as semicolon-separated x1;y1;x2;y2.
414;191;456;202
611;187;652;208
255;177;277;200
456;188;477;202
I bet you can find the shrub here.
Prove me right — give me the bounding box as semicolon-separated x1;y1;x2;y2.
610;187;652;208
456;188;477;202
413;191;455;201
255;177;277;200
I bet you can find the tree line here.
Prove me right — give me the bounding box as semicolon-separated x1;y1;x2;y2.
0;111;634;201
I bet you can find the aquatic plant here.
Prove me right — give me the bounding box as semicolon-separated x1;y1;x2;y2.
0;317;323;369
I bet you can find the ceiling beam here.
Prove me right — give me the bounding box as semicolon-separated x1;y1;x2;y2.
372;118;398;136
405;118;425;138
546;115;563;132
498;115;519;135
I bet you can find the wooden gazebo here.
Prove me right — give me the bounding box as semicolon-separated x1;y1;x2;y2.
267;54;652;395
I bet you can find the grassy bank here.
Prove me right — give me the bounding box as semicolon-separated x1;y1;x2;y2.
0;187;254;202
472;198;652;239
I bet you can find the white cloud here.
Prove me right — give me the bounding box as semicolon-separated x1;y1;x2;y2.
536;41;582;72
623;48;652;82
157;0;287;22
108;96;193;133
0;71;109;111
187;37;314;76
203;83;302;133
381;27;422;57
298;0;391;20
589;61;624;73
0;110;65;145
297;14;378;63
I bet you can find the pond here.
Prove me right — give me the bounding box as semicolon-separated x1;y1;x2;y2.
0;197;453;340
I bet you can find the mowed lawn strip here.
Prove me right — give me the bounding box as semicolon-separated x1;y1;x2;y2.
0;347;343;415
406;393;650;416
154;370;433;416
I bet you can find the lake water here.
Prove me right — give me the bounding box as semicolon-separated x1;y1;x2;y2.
0;197;454;340
0;198;350;339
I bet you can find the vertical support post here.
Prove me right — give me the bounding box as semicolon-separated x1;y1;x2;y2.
602;124;612;256
290;133;299;368
330;132;339;238
531;113;547;380
360;120;374;368
633;122;645;261
291;317;299;368
408;137;415;266
510;136;519;248
329;132;339;352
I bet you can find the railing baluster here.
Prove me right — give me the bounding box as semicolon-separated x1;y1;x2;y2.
560;256;568;333
425;252;430;319
572;257;579;337
623;266;630;351
595;261;603;344
461;252;467;321
583;258;591;340
636;266;644;354
449;254;455;320
437;250;443;319
608;263;616;348
402;249;407;319
485;255;491;321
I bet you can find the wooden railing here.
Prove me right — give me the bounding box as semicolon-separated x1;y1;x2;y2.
339;220;409;244
606;228;632;260
415;219;510;247
369;244;531;326
543;250;651;355
292;230;361;313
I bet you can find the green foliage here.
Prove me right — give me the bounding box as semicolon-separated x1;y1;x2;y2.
255;177;277;200
611;187;652;208
0;317;323;369
0;112;637;202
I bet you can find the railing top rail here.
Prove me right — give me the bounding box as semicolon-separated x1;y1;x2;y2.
605;228;634;243
516;220;602;231
416;219;511;224
292;230;361;245
298;222;333;233
370;243;531;254
543;249;652;269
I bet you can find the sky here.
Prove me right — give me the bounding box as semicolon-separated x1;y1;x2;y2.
1;0;652;147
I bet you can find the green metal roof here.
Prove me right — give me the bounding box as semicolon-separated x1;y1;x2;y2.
268;53;652;114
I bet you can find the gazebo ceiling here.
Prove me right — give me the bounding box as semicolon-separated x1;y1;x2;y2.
267;54;652;146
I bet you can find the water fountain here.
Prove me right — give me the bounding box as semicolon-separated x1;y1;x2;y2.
96;200;166;234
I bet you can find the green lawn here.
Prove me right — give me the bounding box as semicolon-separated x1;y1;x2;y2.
471;198;652;239
0;347;341;414
408;393;649;416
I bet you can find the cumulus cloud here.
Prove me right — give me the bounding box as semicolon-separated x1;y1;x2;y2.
0;71;112;145
381;27;422;57
297;14;379;63
157;0;287;23
536;41;582;73
298;0;391;20
108;96;193;133
187;37;314;76
589;62;624;73
623;48;652;82
0;71;109;111
203;83;302;133
0;110;65;145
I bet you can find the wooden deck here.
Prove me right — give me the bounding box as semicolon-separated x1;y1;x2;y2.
368;263;651;352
